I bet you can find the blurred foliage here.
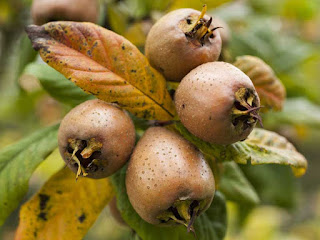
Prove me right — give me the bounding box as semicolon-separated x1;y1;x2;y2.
0;0;320;239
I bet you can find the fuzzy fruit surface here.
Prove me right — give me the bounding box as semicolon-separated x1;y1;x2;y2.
145;8;222;82
175;62;261;145
126;127;215;228
31;0;99;25
58;99;135;179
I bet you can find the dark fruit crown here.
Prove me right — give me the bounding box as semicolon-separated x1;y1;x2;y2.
65;138;103;179
232;88;262;134
156;198;211;236
179;5;222;46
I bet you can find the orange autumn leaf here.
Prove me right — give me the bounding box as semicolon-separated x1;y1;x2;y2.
26;22;176;120
15;167;114;240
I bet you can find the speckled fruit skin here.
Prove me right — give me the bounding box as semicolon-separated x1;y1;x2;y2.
145;8;222;82
175;62;260;145
58;99;135;179
126;127;215;225
31;0;99;25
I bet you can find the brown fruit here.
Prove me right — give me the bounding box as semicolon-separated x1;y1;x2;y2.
126;127;215;231
175;61;261;145
31;0;100;25
58;99;135;179
145;6;222;82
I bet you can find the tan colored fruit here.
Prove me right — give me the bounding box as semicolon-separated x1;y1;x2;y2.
31;0;99;25
126;127;215;232
109;197;127;227
145;5;222;82
58;99;135;179
175;62;261;145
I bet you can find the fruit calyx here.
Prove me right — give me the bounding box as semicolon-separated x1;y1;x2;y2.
183;5;221;46
232;88;262;133
66;138;102;179
157;198;210;235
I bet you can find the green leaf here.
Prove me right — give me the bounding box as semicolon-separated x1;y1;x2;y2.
23;63;94;106
111;165;227;240
0;124;59;226
240;165;297;209
219;162;260;205
263;98;320;129
175;122;307;177
15;34;38;83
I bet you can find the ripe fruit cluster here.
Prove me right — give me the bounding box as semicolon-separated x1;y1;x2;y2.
54;4;261;233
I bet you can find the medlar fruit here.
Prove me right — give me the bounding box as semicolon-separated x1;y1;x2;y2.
31;0;100;25
175;61;261;145
126;127;215;232
145;5;222;82
58;99;135;179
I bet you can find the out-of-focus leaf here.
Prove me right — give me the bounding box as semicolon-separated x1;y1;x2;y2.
23;63;94;106
169;0;233;11
220;162;260;205
107;4;128;35
26;22;176;120
111;165;227;240
15;168;114;240
263;98;320;129
0;124;59;226
176;122;307;177
234;55;286;111
16;34;37;82
240;164;297;209
230;17;313;74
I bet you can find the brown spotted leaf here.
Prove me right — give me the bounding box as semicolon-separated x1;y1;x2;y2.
234;55;286;111
15;166;114;240
25;22;176;120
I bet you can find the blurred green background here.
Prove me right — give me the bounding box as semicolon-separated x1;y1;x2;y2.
0;0;320;239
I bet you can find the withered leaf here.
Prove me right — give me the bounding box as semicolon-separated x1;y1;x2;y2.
26;22;176;120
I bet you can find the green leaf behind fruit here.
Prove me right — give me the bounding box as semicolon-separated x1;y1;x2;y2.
176;122;307;177
220;162;260;205
23;63;94;106
0;124;59;226
111;165;227;240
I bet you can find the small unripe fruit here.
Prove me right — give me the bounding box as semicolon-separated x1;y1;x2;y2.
109;197;127;227
126;127;215;231
31;0;100;25
145;6;222;82
58;99;135;179
175;62;261;145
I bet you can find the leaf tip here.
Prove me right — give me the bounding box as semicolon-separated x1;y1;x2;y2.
25;24;48;51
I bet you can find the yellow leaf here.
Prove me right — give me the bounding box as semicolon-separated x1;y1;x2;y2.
26;22;176;120
15;168;114;240
234;55;286;112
